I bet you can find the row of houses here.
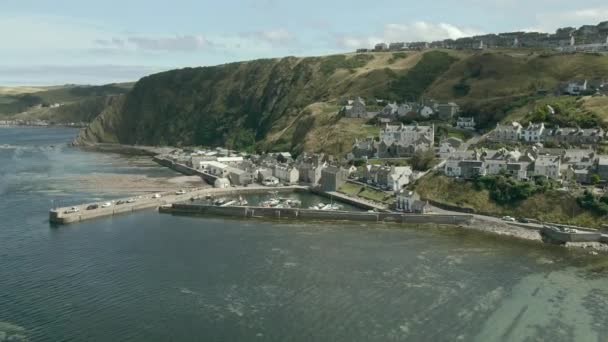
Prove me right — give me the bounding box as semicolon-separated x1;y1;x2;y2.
350;123;436;159
340;97;461;121
489;122;605;146
444;147;608;184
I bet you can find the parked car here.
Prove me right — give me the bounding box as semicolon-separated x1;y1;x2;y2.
176;190;186;195
116;200;126;205
126;198;136;203
517;217;530;224
152;194;161;199
86;204;99;210
502;216;516;222
64;207;79;214
101;202;112;208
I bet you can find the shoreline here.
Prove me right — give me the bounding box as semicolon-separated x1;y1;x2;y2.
64;142;608;254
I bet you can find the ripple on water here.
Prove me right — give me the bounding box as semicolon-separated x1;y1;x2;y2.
0;321;28;341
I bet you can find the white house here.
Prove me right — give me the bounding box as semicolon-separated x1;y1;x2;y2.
489;122;522;142
533;155;561;179
521;123;546;143
202;161;229;178
389;166;413;192
456;117;476;130
419;106;435;118
395;191;429;213
566;80;588;95
273;164;299;184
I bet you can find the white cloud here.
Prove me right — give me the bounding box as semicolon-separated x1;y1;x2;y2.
335;21;483;49
95;34;213;52
240;28;297;46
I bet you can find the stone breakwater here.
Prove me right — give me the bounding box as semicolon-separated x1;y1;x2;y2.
159;203;474;225
49;186;307;225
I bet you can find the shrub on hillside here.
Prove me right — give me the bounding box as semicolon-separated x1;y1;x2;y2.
577;190;608;216
474;175;555;205
411;149;436;171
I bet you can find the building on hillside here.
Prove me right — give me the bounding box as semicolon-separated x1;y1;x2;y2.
452;160;486;179
273;164;299;184
596;156;608;181
340;97;369;118
521;122;546;143
382;103;399;117
533;155;561;179
226;166;255;186
351;138;377;159
378;123;435;158
418;106;435;118
546;127;605;146
296;155;327;186
276;152;293;164
437;103;460;120
202;161;230;178
456;117;476;130
374;43;388;51
397;104;414;117
389;42;406;50
439;137;463;155
366;165;413;191
256;168;273;183
489;122;522;142
565;80;588;95
320;167;348;192
395;191;429;213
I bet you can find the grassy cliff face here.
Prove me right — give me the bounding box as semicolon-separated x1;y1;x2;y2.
0;84;132;123
76;49;608;153
425;51;608;128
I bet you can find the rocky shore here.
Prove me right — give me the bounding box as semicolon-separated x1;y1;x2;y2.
460;217;608;254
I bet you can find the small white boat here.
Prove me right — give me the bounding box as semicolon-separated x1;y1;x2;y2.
214;198;227;206
221;200;237;207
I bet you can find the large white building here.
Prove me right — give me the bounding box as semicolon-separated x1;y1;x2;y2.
378;123;435;158
273;164;299;185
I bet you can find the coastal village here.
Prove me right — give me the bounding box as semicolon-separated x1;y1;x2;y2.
154;75;608;218
42;20;608;250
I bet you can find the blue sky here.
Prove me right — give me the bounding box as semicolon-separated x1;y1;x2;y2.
1;0;607;85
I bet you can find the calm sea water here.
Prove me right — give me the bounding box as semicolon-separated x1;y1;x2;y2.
2;127;608;342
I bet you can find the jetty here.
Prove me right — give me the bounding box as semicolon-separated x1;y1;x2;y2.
49;185;306;225
160;203;473;225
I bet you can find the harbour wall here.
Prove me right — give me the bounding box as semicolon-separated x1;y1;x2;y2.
152;156;219;183
50;186;308;225
161;204;473;225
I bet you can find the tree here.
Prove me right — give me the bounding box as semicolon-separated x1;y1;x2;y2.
411;149;436;171
591;174;601;185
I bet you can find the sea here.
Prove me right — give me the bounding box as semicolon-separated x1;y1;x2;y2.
1;126;608;342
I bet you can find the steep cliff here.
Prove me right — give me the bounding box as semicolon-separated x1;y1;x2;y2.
75;49;608;153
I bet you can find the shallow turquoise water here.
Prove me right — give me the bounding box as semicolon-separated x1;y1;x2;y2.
1;127;608;342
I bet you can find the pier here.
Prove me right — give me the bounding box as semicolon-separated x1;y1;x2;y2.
160;203;473;225
49;186;307;225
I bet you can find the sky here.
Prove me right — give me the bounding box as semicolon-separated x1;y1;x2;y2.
1;0;607;85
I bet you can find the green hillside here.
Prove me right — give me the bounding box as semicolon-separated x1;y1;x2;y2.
0;83;132;123
74;49;608;153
